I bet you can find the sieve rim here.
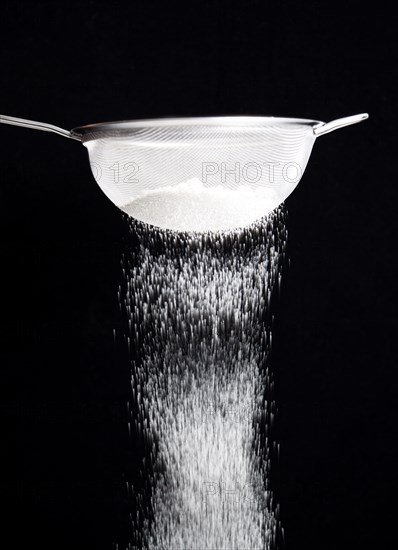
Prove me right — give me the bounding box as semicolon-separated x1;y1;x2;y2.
71;116;322;139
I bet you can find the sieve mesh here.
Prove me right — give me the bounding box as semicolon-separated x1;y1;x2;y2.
81;122;316;231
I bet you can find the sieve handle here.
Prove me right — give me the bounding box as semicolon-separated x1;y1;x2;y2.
0;114;81;141
313;113;369;137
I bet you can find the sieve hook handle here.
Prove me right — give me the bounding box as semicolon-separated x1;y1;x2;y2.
313;113;369;137
0;114;81;141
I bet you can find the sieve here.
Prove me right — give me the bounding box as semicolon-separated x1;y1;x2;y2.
0;113;368;232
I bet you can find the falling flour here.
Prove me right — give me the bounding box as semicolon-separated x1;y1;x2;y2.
117;209;286;549
120;178;281;232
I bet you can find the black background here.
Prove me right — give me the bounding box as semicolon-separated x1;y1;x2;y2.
0;1;396;549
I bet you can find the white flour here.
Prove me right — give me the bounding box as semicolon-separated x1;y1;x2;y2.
121;178;280;232
118;212;286;549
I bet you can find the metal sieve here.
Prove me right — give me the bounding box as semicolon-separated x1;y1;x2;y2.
0;113;368;232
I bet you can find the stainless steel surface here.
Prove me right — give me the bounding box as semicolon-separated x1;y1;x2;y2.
71;116;323;139
0;114;81;141
313;113;369;136
0;113;369;140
